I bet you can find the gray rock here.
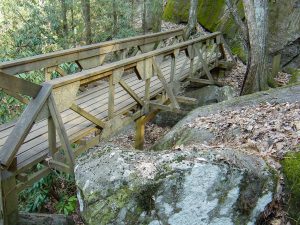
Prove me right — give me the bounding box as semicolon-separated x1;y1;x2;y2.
75;146;275;225
154;85;236;127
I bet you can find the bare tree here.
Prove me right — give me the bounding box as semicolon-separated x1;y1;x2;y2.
185;0;199;39
226;0;269;95
81;0;92;44
241;0;269;94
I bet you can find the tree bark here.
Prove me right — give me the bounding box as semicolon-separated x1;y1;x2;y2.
241;0;269;95
80;0;92;44
60;0;68;37
185;0;199;39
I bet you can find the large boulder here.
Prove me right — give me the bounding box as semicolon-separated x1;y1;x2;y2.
75;146;275;225
163;0;300;71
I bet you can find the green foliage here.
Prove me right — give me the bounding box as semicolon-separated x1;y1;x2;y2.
55;196;77;215
19;167;78;215
282;151;300;224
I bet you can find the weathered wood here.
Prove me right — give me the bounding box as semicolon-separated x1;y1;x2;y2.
47;32;221;89
0;171;18;225
0;29;184;75
48;94;75;171
193;47;214;81
152;58;180;110
16;167;51;193
136;59;153;80
52;81;80;112
221;35;236;63
135;116;146;150
45;159;71;174
70;103;106;128
149;102;181;113
108;75;115;119
119;79;144;106
1;88;30;105
0;71;42;98
176;96;197;105
0;84;52;168
188;78;223;86
48;116;56;156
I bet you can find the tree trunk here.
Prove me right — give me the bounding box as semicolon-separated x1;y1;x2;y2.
60;0;68;36
185;0;199;39
112;0;118;37
80;0;92;44
241;0;269;95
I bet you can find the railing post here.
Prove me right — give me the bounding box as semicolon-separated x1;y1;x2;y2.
0;171;18;225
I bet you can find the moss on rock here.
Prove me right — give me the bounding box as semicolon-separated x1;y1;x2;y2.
282;151;300;223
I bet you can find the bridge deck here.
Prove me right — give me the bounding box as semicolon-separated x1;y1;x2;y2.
0;53;203;173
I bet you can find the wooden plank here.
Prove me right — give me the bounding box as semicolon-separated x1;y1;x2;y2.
48;116;56;156
193;47;214;81
0;71;41;98
108;75;115;119
70;103;106;128
16;167;51;193
221;35;236;63
135;116;146;150
119;79;144;106
176;96;197;105
0;84;51;168
1;88;30;104
188;78;223;86
0;29;184;75
0;171;18;225
48;94;75;171
152;58;180;110
149;102;181;113
45;159;71;174
47;32;221;89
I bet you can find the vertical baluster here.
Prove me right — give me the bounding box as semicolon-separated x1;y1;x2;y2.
108;75;115;119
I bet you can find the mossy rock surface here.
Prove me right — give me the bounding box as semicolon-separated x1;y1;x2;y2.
163;0;246;61
75;145;276;224
163;0;300;67
282;151;300;223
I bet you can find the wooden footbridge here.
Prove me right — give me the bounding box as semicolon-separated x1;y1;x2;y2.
0;28;234;224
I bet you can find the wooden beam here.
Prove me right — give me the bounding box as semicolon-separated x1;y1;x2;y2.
0;29;184;75
188;78;223;86
0;71;42;98
48;94;75;172
193;47;214;81
220;35;236;63
0;171;18;225
16;167;51;193
135;116;146;150
176;96;197;105
0;84;52;168
152;58;180;110
70;103;106;128
1;88;30;104
44;159;71;174
119;79;144;106
149;102;181;113
48;116;57;156
108;75;115;119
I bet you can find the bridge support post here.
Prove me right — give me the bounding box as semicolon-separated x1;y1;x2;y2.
135;116;146;150
0;171;18;225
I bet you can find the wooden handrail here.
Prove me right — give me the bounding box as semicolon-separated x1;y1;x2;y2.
0;29;184;75
47;32;221;89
